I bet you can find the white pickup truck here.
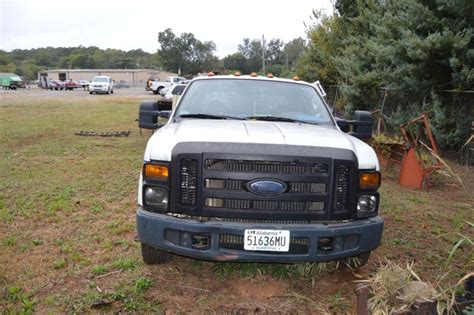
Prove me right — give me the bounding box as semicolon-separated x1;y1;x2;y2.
136;74;383;266
150;76;187;95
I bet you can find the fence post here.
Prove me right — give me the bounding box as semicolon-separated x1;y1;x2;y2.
355;283;368;315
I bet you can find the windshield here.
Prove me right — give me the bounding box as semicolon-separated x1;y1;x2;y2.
93;77;108;82
171;85;187;95
175;79;333;125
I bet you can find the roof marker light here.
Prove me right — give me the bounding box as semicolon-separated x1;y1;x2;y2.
292;75;300;81
234;71;241;76
267;73;274;78
250;72;258;77
208;72;215;77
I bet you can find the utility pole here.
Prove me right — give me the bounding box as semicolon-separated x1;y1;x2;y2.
262;34;266;75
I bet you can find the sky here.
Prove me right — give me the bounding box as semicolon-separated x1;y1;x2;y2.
0;0;333;58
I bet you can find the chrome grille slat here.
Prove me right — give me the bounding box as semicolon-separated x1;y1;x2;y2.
205;159;328;174
215;199;324;212
205;178;326;194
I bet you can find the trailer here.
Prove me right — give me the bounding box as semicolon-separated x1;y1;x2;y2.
0;73;23;90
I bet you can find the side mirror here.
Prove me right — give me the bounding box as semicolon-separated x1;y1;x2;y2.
336;118;350;133
138;101;160;129
336;110;374;140
351;110;374;140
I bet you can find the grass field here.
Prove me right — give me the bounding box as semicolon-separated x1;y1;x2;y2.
0;91;472;313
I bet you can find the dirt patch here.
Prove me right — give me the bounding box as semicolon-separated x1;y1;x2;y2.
230;275;287;300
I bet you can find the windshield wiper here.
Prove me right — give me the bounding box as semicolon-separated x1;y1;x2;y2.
177;113;245;120
245;115;318;125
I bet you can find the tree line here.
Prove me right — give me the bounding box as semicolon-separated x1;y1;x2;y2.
0;29;306;80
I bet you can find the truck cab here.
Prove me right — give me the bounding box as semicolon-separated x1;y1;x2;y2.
137;75;383;266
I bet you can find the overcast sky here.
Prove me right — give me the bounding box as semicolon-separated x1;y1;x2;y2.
0;0;332;58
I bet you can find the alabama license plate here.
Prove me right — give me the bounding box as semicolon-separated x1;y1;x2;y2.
244;229;290;252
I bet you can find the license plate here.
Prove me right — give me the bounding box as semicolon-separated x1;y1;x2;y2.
244;229;290;252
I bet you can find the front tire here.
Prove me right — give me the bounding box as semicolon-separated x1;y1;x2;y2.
141;243;173;265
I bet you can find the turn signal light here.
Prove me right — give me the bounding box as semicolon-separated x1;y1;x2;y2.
359;172;381;189
250;72;258;77
144;163;169;179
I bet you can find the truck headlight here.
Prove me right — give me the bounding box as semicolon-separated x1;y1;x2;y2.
144;186;168;209
359;171;381;190
357;194;378;218
143;163;168;180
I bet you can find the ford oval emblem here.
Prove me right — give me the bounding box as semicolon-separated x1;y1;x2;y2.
247;179;287;196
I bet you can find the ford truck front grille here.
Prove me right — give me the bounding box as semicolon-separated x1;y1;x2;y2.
174;150;355;221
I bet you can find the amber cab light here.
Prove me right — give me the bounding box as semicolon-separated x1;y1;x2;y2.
208;72;215;76
359;172;381;189
292;75;300;81
267;73;274;78
250;72;258;77
144;163;169;179
234;71;241;76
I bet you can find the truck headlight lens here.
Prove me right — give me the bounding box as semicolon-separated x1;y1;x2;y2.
357;195;377;217
359;172;381;190
144;163;169;180
144;186;168;209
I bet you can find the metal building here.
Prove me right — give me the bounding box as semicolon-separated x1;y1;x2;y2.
38;69;177;87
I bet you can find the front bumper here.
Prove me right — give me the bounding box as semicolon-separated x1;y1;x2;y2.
90;85;109;92
137;208;384;263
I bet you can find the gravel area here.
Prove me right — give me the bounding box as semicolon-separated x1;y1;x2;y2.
0;86;157;104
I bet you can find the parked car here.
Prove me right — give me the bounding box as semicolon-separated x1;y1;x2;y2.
146;77;159;91
50;80;65;90
64;80;81;90
162;82;188;100
150;76;186;95
89;76;114;94
79;80;89;89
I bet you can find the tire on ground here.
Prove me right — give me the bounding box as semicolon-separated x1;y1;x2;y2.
141;243;173;264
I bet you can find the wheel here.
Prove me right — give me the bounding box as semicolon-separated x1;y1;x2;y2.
141;243;173;264
157;86;164;95
341;252;371;269
89;91;93;94
110;89;114;94
152;89;159;95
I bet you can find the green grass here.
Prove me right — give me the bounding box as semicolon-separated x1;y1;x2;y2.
113;257;137;271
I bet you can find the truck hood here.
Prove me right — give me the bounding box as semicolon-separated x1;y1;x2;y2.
144;119;379;170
